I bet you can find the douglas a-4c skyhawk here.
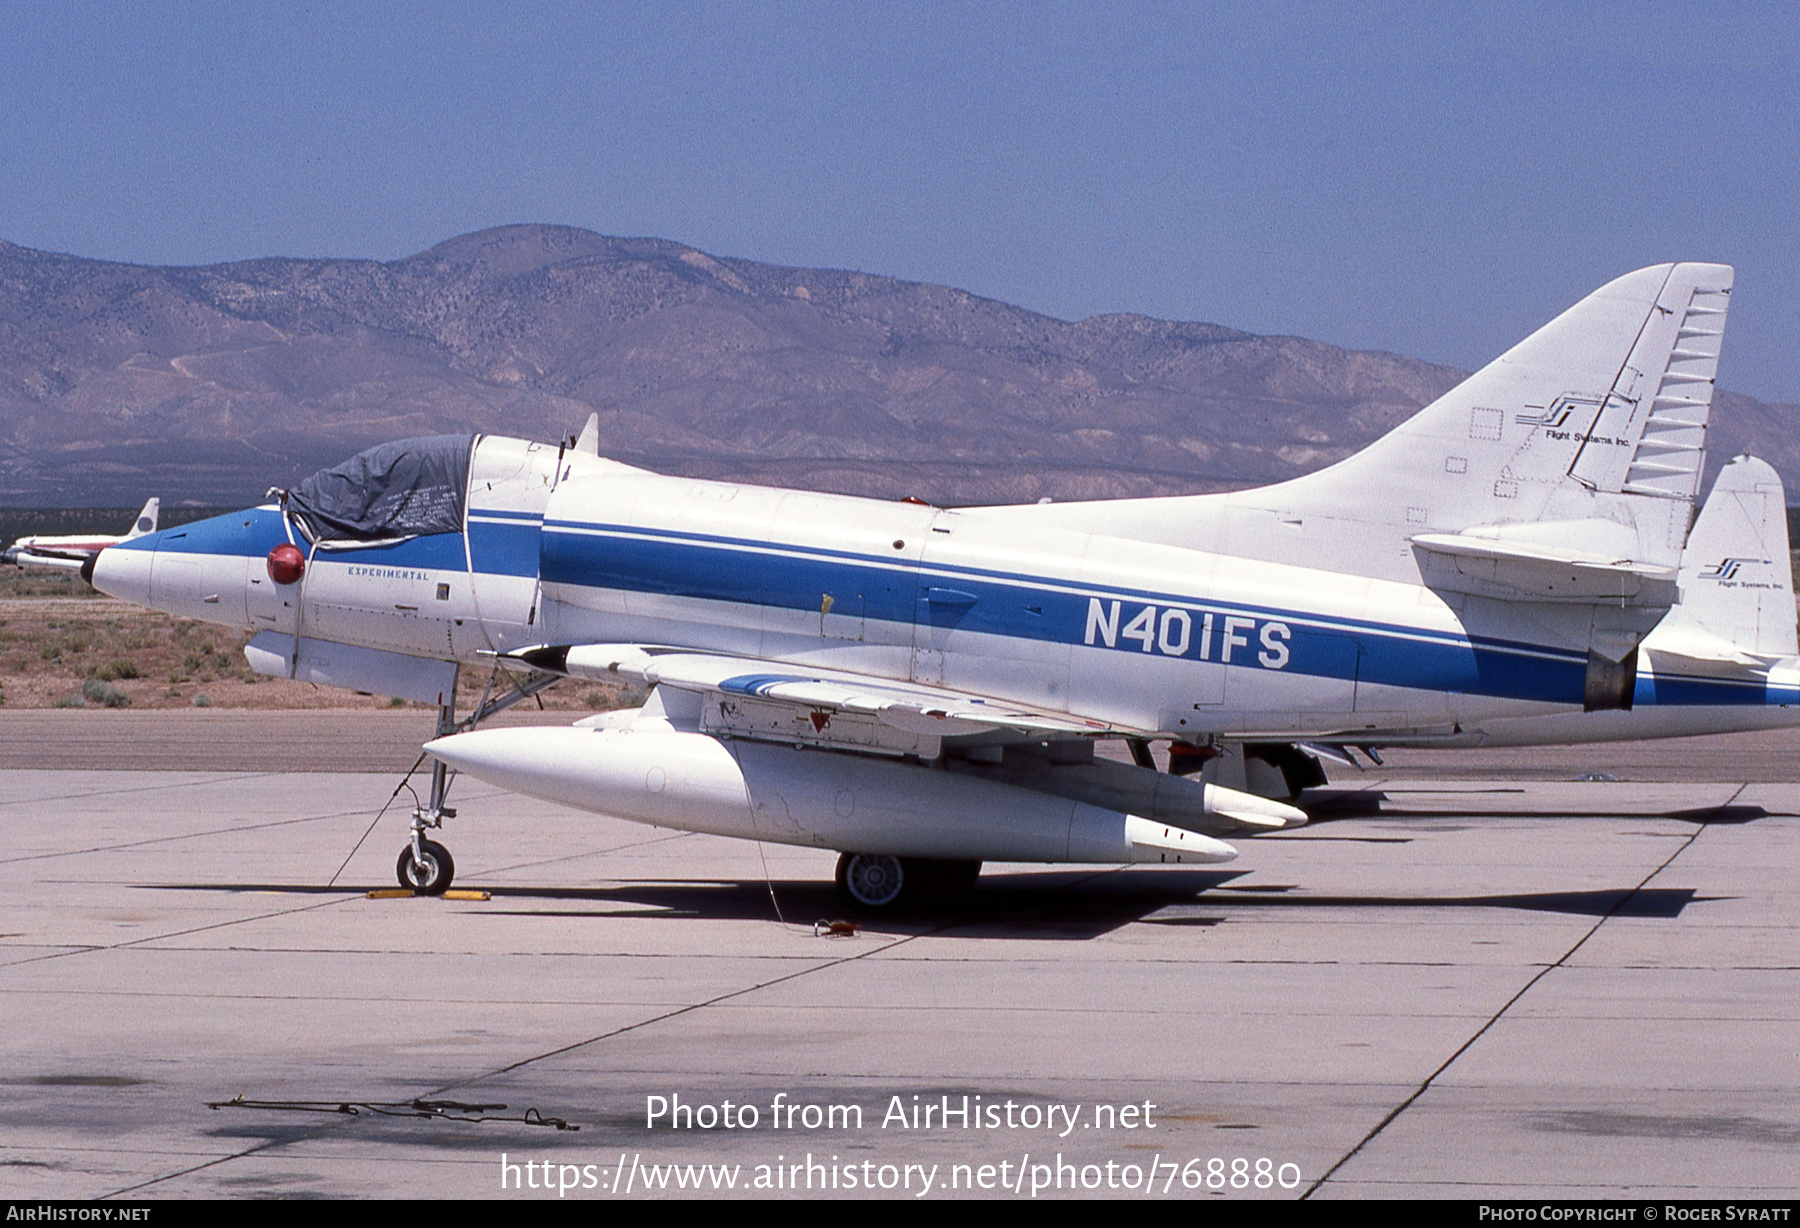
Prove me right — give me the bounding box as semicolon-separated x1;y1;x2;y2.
89;262;1800;909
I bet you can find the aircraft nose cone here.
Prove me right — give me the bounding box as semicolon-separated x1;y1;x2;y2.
90;541;155;607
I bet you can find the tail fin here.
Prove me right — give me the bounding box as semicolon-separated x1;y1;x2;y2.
1654;456;1797;658
127;498;159;539
1254;262;1734;575
1039;264;1737;597
573;412;601;455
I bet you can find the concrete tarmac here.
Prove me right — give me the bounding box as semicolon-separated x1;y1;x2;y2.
1;714;1796;1200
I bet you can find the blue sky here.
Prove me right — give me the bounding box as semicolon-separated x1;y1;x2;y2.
2;1;1796;400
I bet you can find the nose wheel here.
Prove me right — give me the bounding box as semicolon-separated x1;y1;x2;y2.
380;667;562;898
397;839;455;894
395;689;461;895
398;760;456;894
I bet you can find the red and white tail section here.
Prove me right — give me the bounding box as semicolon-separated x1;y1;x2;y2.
5;496;163;571
126;497;160;540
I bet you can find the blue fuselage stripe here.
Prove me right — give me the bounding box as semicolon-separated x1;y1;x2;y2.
539;521;1598;705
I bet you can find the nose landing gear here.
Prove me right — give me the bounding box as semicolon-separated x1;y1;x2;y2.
390;664;564;894
397;700;459;894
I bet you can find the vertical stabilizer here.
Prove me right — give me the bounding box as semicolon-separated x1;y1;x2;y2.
127;498;160;539
1658;456;1797;658
574;413;601;456
986;262;1739;678
1012;264;1737;596
1247;262;1735;576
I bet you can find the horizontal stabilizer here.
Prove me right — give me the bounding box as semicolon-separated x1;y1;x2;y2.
1412;525;1677;603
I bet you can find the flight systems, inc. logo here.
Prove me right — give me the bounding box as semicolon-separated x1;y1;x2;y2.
1698;557;1769;581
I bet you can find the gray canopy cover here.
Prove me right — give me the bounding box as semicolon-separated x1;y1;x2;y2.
287;435;474;541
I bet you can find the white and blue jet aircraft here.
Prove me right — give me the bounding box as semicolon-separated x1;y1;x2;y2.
89;261;1800;909
4;498;160;571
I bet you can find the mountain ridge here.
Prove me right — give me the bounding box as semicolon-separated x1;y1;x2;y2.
2;225;1791;507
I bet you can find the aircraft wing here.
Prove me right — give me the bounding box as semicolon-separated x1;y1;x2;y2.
506;642;1119;753
499;642;1305;833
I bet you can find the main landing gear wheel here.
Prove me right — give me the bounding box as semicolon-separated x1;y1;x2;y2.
834;854;983;912
836;852;908;912
398;839;455;895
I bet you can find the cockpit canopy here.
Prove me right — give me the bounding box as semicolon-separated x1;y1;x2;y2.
286;435;474;542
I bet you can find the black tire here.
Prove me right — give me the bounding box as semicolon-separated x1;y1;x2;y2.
397;839;455;894
835;852;907;912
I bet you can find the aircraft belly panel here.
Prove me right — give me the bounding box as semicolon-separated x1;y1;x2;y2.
246;632;458;704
